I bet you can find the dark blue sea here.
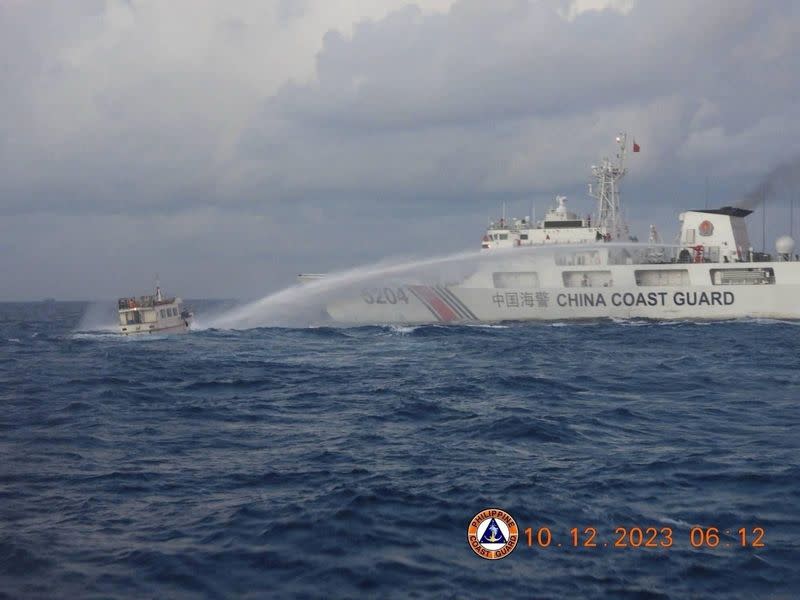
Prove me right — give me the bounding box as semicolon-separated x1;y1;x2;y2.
2;300;799;599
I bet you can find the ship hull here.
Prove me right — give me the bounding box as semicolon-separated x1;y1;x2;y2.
327;285;800;323
325;262;800;324
118;320;192;335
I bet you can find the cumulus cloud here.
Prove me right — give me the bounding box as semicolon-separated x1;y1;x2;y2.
0;0;798;298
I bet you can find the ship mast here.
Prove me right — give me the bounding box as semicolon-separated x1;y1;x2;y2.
589;133;628;239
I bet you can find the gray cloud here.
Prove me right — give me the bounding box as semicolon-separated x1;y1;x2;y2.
1;0;799;299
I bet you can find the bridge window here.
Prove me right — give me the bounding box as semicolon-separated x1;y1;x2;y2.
710;268;775;285
562;270;613;288
544;220;583;228
493;272;540;288
635;269;690;286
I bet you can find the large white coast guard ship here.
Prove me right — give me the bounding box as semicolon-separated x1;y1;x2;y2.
306;134;800;323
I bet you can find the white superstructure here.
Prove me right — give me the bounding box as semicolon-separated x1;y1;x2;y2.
482;196;603;250
117;283;193;335
306;134;800;323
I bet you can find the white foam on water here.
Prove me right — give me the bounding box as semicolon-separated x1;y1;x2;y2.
742;317;800;326
70;332;117;341
609;317;651;327
388;325;419;334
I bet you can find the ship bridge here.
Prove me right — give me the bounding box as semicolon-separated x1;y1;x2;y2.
678;206;754;263
481;196;606;250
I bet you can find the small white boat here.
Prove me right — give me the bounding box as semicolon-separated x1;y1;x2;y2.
117;284;193;335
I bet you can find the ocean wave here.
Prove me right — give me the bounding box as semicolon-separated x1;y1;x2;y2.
2;301;799;599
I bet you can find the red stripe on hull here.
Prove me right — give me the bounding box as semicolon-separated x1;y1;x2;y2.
411;286;459;322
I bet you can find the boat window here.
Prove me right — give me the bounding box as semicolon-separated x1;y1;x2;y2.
562;270;613;288
499;234;508;240
555;252;601;266
126;311;141;325
160;309;166;318
635;269;690;286
520;234;529;240
492;272;540;288
543;220;583;228
710;268;775;285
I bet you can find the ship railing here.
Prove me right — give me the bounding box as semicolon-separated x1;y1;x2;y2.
118;295;177;310
119;298;155;310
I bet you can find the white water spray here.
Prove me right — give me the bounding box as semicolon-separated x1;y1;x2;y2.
205;249;487;329
205;242;678;329
76;301;119;332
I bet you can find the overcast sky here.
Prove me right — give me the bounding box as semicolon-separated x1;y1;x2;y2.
1;0;799;300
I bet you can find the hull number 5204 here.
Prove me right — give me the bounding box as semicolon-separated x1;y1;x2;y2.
361;288;409;305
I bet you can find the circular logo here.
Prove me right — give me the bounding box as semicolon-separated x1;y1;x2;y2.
467;508;519;560
698;220;714;236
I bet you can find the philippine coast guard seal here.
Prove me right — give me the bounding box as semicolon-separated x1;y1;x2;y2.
467;508;518;560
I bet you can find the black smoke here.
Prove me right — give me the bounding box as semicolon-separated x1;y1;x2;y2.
737;157;800;209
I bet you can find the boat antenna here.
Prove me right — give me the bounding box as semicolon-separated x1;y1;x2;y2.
589;133;628;239
155;274;163;302
762;191;767;252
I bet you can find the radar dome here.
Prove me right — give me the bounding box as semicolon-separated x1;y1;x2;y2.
775;235;795;255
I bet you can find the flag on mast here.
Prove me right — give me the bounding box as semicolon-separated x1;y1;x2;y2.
633;139;640;152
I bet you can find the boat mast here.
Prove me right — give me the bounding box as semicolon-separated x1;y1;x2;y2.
590;133;628;239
